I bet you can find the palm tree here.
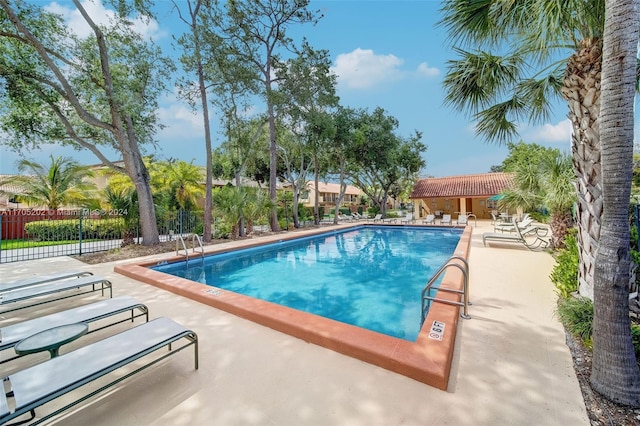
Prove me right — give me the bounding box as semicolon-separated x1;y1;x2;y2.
0;155;96;209
102;173;139;246
212;186;246;238
589;0;640;405
501;151;576;248
439;0;605;299
242;188;272;235
151;160;204;212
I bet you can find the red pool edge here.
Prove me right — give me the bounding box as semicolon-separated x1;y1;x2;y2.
114;225;472;391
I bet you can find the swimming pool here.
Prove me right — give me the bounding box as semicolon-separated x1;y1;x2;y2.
115;224;472;389
153;226;461;341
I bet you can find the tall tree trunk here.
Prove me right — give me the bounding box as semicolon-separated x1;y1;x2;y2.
121;147;159;245
591;0;640;405
268;102;279;232
563;39;603;300
314;153;320;225
196;38;213;243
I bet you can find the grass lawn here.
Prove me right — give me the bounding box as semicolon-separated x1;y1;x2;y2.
0;239;98;250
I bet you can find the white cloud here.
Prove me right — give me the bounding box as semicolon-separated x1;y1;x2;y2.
330;49;439;90
525;119;572;144
45;0;164;41
416;62;439;77
157;103;205;141
331;48;404;89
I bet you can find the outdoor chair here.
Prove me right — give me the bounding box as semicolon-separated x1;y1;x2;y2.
372;214;382;222
0;275;112;314
400;213;414;224
482;220;549;250
0;317;198;425
494;216;533;233
0;295;149;364
2;271;94;293
423;214;435;224
440;214;452;225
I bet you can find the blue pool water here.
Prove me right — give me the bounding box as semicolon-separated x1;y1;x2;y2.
153;226;461;341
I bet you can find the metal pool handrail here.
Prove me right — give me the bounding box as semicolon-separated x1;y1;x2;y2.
176;234;205;265
421;255;470;324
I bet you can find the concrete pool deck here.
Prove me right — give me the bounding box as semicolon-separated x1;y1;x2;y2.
0;220;590;425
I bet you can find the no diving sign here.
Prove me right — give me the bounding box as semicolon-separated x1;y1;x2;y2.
428;320;445;341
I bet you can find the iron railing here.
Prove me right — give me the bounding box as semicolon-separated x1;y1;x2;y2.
0;210;201;263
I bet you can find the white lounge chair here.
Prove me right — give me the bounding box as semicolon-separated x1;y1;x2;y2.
423;214;435;224
372;214;383;222
0;317;198;425
2;271;94;292
1;275;112;313
495;216;533;233
456;213;477;226
0;295;148;364
400;213;414;224
440;214;452;225
483;220;549;250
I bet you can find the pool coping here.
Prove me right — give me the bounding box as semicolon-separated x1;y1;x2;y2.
114;224;472;390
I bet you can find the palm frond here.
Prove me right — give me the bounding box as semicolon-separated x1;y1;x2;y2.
473;96;526;144
443;48;524;114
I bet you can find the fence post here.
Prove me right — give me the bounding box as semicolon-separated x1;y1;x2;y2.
79;213;83;256
0;215;3;263
636;203;640;251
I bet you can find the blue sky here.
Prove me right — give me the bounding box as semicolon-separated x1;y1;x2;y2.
0;0;579;177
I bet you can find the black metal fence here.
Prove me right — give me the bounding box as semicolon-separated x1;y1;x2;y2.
0;210;201;264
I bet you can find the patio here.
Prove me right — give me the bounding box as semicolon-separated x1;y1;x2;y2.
0;220;589;425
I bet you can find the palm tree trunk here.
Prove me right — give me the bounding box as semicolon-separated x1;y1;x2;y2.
590;0;640;405
563;38;603;300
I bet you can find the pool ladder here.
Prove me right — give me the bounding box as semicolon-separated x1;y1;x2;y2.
421;256;471;324
176;233;204;265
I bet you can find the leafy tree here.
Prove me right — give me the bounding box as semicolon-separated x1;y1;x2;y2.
0;0;173;245
500;141;558;173
0;155;96;209
210;0;323;231
590;0;640;405
439;0;606;299
345;107;426;217
275;42;338;227
174;0;216;242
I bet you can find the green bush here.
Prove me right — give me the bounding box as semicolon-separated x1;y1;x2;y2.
556;296;593;344
630;324;640;365
25;218;125;241
550;229;579;298
558;297;640;366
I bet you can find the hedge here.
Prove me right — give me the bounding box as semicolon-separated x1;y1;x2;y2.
25;218;126;241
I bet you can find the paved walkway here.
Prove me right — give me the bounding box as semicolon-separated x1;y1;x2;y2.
0;220;589;425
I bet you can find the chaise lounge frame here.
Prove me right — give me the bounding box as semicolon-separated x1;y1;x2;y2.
0;295;149;364
0;317;198;425
0;275;112;314
2;272;94;293
482;221;549;251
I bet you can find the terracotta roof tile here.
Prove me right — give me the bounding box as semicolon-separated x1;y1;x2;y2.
410;173;514;199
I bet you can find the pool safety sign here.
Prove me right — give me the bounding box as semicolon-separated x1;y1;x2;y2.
428;320;445;341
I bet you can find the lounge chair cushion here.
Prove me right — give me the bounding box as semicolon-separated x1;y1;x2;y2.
0;275;112;309
2;271;94;292
0;295;148;353
1;317;198;424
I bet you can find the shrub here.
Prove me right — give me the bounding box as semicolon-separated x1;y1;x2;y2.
556;296;593;344
550;229;579;298
25;218;125;241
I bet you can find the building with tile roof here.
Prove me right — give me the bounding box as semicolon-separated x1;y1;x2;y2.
409;172;514;220
299;181;363;212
